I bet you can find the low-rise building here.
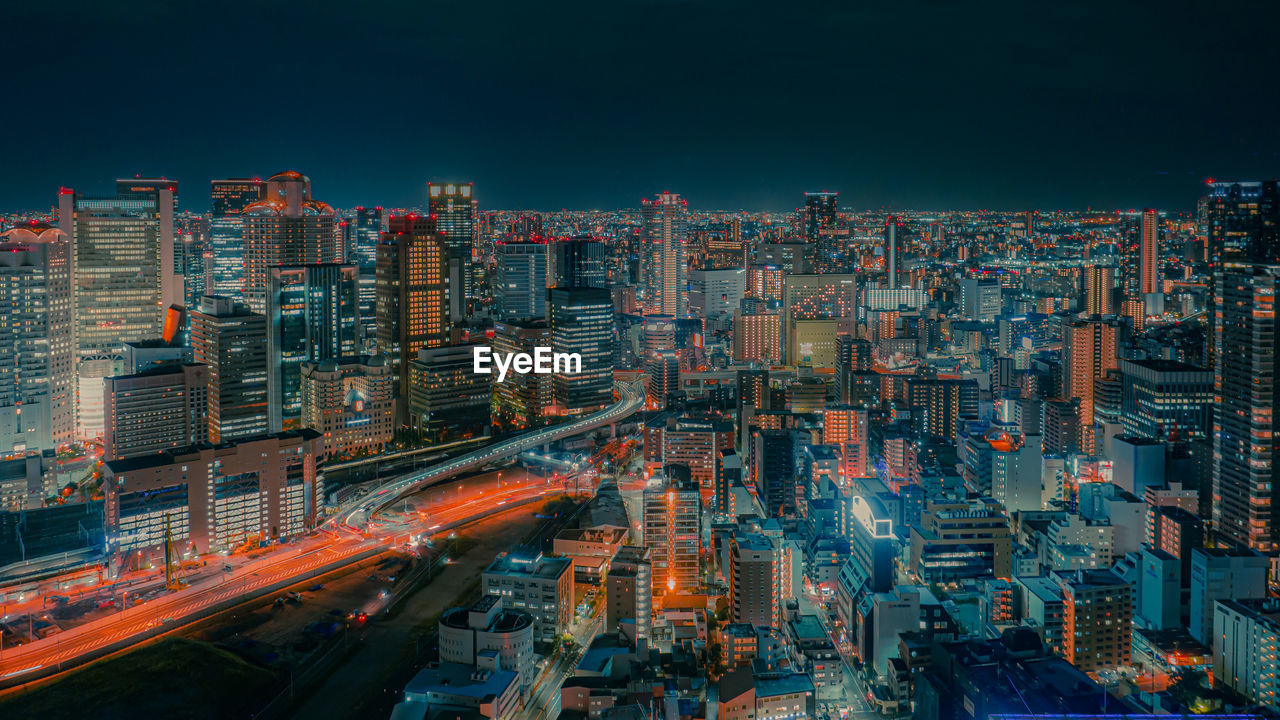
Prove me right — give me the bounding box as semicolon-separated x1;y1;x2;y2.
439;595;536;692
482;551;574;644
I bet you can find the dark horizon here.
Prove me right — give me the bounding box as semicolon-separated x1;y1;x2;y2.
6;0;1279;213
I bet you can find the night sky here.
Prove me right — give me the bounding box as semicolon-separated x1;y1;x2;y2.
6;1;1280;212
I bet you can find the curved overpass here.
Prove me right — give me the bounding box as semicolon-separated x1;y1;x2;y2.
337;379;644;528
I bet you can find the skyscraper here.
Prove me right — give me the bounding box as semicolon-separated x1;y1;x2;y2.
550;286;614;413
0;224;74;452
352;206;383;339
728;530;793;628
1204;180;1280;367
641;192;689;316
266;264;359;431
377;214;451;419
60;182;178;438
190;295;269;443
1139;208;1160;297
1084;265;1116;316
1062;317;1120;452
241;171;338;313
803;191;838;241
491;319;552;431
550;236;607;289
884;216;903;289
208;178;264;301
495;240;548;320
1215;262;1280;551
428;182;476;319
59;183;177;357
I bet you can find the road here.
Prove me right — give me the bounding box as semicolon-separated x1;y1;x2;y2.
0;380;641;688
0;433;626;688
339;380;644;529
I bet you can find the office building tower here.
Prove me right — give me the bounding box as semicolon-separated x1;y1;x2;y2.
1062;317;1120;451
103;363;209;461
959;276;1001;323
1204;180;1280;367
1216;261;1280;550
407;344;492;442
643;469;701;603
884;216;903;289
102;429;323;555
60;181;177;385
1139;208;1160;296
491;320;552;431
1119;358;1212;439
803;191;838;241
0;225;74;452
352;206;382;267
728;531;793;628
1189;546;1268;645
607;545;652;640
495;241;547;320
1057;568;1132;672
208;178;265;300
190;295;269;442
781;274;857;367
481;551;573;644
550;237;607;289
377;214;451;420
690;267;746;321
1084;265;1115;316
550;287;614;413
427;182;476;317
266;264;359;431
241;171;338;313
640;192;689;316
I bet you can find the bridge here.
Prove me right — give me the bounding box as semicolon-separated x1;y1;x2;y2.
337;379;645;528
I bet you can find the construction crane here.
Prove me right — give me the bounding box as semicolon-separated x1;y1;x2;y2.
163;513;187;591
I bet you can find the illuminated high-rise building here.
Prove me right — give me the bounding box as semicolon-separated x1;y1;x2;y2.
495;240;547;320
1215;261;1280;551
241;171;338;313
1062;317;1121;452
641;192;689;316
1084;265;1116;316
781;274;857;366
550;236;607;289
266;264;359;431
190;295;269;443
428;182;476;319
1057;569;1132;672
728;530;793;628
733;311;781;364
377;214;451;422
1204;180;1280;367
884;216;903;289
60;182;178;438
0;224;75;452
491;319;552;431
352;206;383;339
803;191;838;242
823;405;869;477
208;178;265;300
643;468;701;603
550;286;614;413
1139;208;1160;296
